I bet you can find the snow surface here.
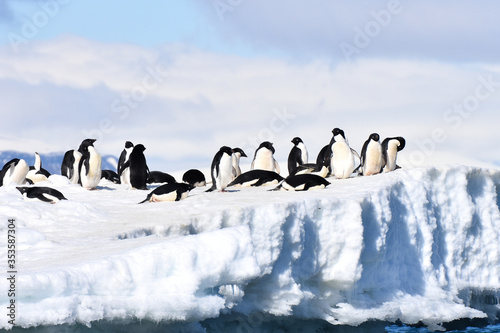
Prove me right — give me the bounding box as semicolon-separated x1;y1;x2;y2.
1;165;500;331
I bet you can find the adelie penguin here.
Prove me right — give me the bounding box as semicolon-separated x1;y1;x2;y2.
78;139;102;190
0;158;29;187
123;144;149;190
271;174;330;191
147;171;176;184
101;170;120;184
61;149;82;184
360;133;383;176
228;170;284;187
251;141;280;174
287;137;308;175
139;183;195;203
206;146;233;192
231;147;247;179
381;137;405;172
17;186;67;204
182;169;206;187
330;128;359;179
117;141;134;185
26;152;51;183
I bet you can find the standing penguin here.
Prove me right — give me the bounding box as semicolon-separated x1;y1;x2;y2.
231;147;247;179
26;152;51;183
0;159;29;187
250;141;280;174
117;141;134;185
206;146;233;192
330;128;359;179
287;137;308;175
78;139;102;190
360;133;383;176
61;149;82;184
125;144;149;190
381;137;406;172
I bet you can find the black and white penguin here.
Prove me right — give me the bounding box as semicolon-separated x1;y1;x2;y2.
182;169;206;187
0;158;29;187
381;137;406;172
16;186;67;204
228;170;284;187
147;171;176;184
330;128;359;179
231;147;247;179
287;137;308;175
61;149;82;184
206;146;233;192
315;144;333;177
272;174;330;191
78;139;102;190
126;144;149;190
139;182;195;203
294;151;331;178
117;141;134;185
250;141;280;174
360;133;383;176
101;170;120;184
26;152;51;183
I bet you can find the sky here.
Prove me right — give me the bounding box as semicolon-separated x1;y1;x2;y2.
1;0;500;171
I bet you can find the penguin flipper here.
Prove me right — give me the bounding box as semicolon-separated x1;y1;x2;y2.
138;193;152;204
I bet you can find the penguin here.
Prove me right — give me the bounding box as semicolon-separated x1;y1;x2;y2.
231;147;247;179
227;170;284;187
61;149;82;184
360;133;383;176
206;146;233;192
330;128;359;179
250;141;280;174
147;171;176;184
117;141;134;185
139;182;195;203
125;144;149;190
293;150;331;178
78;139;102;190
271;174;330;191
315;144;333;177
287;137;308;175
26;152;51;183
182;169;206;187
101;170;120;184
0;159;29;187
381;137;406;172
16;186;67;204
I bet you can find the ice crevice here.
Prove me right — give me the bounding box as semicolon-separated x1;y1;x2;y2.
1;165;500;330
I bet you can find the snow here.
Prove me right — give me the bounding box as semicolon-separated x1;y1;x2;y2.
1;165;500;331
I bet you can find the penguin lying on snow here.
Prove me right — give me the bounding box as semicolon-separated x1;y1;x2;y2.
147;171;176;184
182;169;206;187
139;183;195;203
101;170;120;184
271;174;330;191
16;186;67;204
228;170;284;187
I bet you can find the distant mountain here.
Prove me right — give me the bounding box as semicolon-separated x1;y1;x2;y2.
0;151;118;175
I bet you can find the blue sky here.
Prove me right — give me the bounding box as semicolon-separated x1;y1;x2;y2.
1;1;500;171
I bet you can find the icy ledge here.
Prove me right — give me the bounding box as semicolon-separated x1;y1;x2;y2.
1;165;500;330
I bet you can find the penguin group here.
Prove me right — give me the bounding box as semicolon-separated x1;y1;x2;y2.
0;128;405;203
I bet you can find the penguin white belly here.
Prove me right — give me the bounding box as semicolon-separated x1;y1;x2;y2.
252;150;275;171
81;149;102;189
3;159;29;186
297;142;308;164
22;193;60;203
383;143;399;172
69;152;82;184
152;191;178;202
364;144;383;176
26;171;48;183
217;154;233;191
331;142;355;179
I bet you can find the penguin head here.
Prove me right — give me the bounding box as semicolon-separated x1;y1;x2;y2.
134;144;146;153
125;141;134;149
396;137;406;151
331;128;346;143
258;141;275;154
232;148;247;158
78;139;97;154
369;133;380;142
219;146;233;156
16;187;29;195
291;137;303;146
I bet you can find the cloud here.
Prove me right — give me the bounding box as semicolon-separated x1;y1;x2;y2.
1;36;500;172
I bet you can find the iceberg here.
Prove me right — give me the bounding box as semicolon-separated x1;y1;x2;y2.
0;165;499;331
